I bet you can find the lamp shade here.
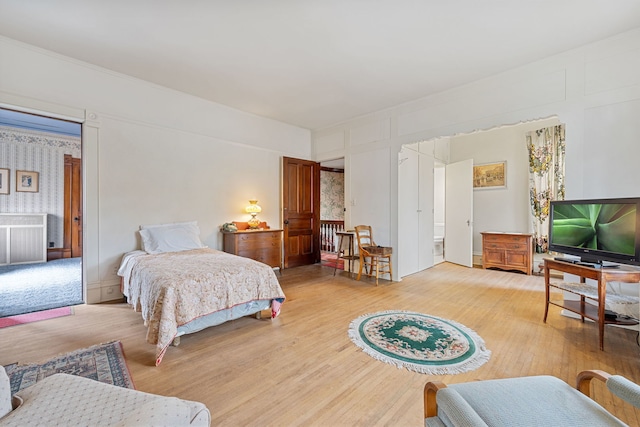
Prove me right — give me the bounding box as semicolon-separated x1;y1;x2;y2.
245;199;262;214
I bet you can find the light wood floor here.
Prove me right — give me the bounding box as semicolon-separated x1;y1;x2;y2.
2;262;640;426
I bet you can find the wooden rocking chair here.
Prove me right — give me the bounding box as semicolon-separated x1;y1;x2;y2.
354;225;392;285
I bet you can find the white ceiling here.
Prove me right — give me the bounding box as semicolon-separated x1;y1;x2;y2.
1;1;639;130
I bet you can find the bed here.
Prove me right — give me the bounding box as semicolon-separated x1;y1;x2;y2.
117;221;285;365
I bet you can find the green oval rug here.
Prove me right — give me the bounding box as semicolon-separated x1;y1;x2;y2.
348;310;490;375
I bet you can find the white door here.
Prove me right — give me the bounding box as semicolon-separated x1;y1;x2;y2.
445;159;473;267
398;148;420;277
398;147;435;277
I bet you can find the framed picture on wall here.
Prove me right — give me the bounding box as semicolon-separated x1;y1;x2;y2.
0;168;8;195
16;170;39;193
473;161;506;190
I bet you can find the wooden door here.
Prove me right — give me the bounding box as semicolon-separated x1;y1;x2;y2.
282;157;320;268
64;155;82;258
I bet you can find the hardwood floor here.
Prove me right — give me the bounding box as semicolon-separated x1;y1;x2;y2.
2;262;640;426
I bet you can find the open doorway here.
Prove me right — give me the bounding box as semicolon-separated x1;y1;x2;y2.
0;108;84;317
398;117;563;276
319;158;345;269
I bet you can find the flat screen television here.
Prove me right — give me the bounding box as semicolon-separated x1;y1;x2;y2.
548;197;640;266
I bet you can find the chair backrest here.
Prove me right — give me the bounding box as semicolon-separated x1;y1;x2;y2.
355;225;375;250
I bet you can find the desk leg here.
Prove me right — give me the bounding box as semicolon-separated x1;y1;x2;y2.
543;265;550;322
333;235;344;277
598;277;606;351
348;237;354;278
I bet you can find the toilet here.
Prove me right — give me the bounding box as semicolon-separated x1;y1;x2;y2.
434;223;444;264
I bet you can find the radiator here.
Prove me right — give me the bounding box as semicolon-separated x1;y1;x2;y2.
0;213;48;265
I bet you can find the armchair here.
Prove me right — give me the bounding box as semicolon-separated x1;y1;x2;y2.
424;370;640;426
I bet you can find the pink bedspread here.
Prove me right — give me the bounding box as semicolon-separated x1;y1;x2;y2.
122;248;285;365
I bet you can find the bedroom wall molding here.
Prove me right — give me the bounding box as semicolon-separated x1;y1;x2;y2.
96;110;299;157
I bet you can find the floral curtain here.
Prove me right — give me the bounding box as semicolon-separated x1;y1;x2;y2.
526;124;566;253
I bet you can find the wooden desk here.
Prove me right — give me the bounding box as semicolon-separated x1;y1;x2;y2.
543;258;640;350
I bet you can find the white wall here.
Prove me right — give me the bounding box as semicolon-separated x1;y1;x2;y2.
0;36;311;302
349;146;391;244
313;27;640;279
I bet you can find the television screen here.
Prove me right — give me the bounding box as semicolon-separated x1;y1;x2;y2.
549;198;640;265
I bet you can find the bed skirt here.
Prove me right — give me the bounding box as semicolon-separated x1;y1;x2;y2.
176;299;271;337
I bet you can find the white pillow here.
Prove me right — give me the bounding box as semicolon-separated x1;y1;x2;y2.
138;221;205;254
140;221;198;230
139;221;198;252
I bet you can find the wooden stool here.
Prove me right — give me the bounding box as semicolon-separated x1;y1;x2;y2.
334;231;358;277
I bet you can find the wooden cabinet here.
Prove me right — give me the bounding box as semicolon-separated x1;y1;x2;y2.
223;229;283;270
481;232;533;275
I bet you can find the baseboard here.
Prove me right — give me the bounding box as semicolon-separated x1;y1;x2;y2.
47;248;71;261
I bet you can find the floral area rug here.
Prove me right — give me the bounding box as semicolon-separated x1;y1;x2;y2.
348;310;490;375
4;341;135;394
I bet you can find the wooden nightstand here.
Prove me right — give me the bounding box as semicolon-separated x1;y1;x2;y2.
222;229;283;271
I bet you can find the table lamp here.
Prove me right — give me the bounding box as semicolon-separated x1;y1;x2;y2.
246;199;262;229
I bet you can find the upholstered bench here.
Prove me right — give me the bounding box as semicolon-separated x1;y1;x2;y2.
0;366;210;426
424;370;640;426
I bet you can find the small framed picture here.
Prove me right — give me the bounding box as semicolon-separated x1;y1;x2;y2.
473;161;506;190
16;170;39;193
0;168;8;195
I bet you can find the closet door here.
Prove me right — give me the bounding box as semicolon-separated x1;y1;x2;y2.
398;147;434;277
398;148;419;277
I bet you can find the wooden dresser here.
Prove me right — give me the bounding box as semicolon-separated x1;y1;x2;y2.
222;229;283;270
481;232;533;275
